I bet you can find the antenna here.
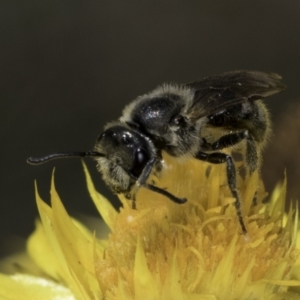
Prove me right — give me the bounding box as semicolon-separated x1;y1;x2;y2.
27;151;104;165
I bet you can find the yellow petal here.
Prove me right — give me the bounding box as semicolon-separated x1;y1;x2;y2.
82;161;117;230
27;220;62;281
263;279;300;286
35;182;71;283
49;175;101;299
161;250;185;300
134;235;159;300
270;175;286;216
0;273;75;300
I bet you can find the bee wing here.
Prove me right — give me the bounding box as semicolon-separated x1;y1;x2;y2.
185;70;286;119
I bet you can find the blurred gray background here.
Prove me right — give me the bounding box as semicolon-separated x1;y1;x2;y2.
1;1;300;256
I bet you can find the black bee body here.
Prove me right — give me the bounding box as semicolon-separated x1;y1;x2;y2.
206;99;271;173
28;71;286;233
121;87;201;158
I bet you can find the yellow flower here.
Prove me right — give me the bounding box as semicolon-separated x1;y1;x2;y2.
1;154;300;300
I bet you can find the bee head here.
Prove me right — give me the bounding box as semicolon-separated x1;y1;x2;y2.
94;123;155;178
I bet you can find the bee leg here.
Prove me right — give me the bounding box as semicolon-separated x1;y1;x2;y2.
204;131;259;175
211;132;260;207
211;131;259;174
132;194;137;210
129;157;158;207
136;157;159;187
202;130;249;151
133;157;187;204
144;183;187;204
245;135;259;174
195;151;247;234
252;191;258;206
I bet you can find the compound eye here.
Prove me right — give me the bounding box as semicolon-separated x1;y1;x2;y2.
131;148;149;177
122;134;130;144
171;115;185;127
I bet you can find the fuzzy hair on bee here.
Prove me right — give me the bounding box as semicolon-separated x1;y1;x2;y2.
27;70;286;234
120;84;203;158
93;121;159;196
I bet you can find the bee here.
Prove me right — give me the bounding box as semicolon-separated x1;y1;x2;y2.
27;71;286;234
